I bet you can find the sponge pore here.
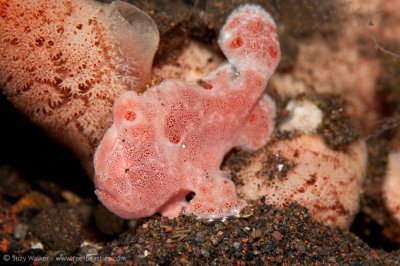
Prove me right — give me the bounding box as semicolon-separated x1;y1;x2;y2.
0;0;159;174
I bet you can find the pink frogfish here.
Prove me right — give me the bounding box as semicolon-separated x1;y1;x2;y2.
94;4;280;219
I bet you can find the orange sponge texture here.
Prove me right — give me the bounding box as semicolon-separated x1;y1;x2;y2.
0;0;158;174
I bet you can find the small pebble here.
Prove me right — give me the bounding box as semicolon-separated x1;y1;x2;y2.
30;241;44;250
13;223;28;240
80;241;102;256
61;190;82;205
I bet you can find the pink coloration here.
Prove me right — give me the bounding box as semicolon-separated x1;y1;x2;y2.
383;151;400;225
229;135;367;229
0;0;159;175
94;5;280;219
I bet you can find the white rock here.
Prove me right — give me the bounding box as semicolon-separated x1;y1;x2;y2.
280;99;323;134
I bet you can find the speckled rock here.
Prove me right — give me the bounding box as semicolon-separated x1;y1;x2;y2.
29;204;83;252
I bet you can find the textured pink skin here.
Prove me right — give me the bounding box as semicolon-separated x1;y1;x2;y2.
94;5;280;219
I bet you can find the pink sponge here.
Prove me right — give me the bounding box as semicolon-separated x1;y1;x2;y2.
94;5;280;219
383;151;400;225
229;135;367;229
